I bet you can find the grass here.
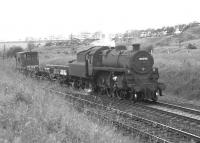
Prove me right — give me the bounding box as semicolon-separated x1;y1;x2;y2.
34;46;76;66
153;48;200;105
33;45;92;66
0;59;137;143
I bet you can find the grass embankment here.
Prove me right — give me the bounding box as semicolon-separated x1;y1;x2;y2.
0;59;135;143
154;48;200;104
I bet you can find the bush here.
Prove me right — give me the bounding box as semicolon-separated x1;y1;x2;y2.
6;46;23;58
45;42;54;47
187;43;197;49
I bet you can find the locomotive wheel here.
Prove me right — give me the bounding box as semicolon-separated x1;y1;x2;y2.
121;90;127;99
100;88;104;95
73;81;80;89
130;93;134;100
116;91;121;100
98;87;104;95
106;88;112;97
111;89;117;99
116;90;123;100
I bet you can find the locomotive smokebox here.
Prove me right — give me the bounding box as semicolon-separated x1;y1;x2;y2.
132;44;140;51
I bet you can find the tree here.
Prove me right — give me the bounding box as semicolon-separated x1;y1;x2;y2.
187;43;197;49
6;46;23;58
166;27;175;35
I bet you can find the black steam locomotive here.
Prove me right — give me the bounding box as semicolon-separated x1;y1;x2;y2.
16;44;165;102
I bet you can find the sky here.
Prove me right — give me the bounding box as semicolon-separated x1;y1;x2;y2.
0;0;200;41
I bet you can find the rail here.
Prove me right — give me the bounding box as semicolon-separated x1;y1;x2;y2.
49;89;200;143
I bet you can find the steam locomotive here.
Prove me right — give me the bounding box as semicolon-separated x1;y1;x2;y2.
16;44;165;102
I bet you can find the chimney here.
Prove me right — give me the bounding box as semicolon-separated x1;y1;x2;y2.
132;43;140;51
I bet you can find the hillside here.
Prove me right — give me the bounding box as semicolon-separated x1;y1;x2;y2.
34;25;200;66
179;25;200;40
145;25;200;47
117;25;200;50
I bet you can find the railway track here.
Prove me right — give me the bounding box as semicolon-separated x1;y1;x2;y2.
129;102;200;137
48;89;200;143
154;101;200;117
141;101;200;124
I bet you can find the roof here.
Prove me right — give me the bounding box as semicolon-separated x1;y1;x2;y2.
78;46;110;55
88;46;109;55
16;51;38;55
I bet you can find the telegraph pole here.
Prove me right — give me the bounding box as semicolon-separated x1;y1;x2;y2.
3;44;6;61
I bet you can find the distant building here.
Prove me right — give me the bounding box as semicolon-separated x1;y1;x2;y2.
91;39;115;47
92;32;105;40
71;32;94;40
174;29;181;35
140;31;152;38
70;32;107;41
80;32;93;39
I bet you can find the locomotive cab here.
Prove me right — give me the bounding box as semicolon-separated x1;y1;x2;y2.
68;46;110;90
68;46;109;78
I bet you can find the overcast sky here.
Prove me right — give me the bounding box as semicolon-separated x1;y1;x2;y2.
0;0;200;41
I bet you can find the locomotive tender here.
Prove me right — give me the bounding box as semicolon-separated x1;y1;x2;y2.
16;44;165;102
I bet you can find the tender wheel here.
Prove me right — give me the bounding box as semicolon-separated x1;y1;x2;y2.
97;88;102;95
98;87;104;95
111;90;115;98
116;91;122;100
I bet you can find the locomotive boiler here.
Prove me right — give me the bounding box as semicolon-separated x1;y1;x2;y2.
101;44;154;74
